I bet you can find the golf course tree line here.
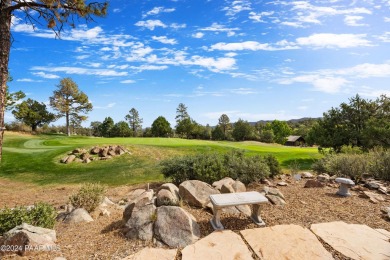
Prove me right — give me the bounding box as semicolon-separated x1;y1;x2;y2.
11;77;93;135
0;0;109;162
306;94;390;152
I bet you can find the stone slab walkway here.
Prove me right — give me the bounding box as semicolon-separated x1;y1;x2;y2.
311;221;390;260
240;224;333;260
122;221;390;260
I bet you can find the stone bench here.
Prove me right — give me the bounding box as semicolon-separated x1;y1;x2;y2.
209;191;269;230
335;178;355;197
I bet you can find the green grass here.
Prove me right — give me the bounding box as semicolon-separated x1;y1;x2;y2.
0;132;322;186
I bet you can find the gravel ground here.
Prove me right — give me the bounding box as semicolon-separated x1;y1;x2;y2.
0;177;389;259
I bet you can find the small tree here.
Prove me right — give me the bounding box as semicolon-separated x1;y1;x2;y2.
218;114;231;139
99;117;114;137
112;121;132;137
50;78;92;136
270;120;292;144
90;121;102;137
211;126;225;140
5;76;25;111
151;116;172;137
232;119;253;141
12;98;56;131
175;103;189;123
125;108;143;137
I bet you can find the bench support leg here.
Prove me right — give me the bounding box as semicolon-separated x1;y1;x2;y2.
251;204;266;226
336;183;352;197
210;205;224;230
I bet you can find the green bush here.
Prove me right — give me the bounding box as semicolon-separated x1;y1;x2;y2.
0;202;56;235
160;150;270;185
264;154;281;177
369;148;390;181
69;183;105;213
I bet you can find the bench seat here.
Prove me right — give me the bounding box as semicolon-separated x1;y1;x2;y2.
209;191;269;230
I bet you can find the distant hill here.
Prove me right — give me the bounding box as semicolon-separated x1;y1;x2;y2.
248;117;321;126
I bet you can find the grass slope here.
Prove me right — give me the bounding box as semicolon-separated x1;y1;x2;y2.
0;132;321;186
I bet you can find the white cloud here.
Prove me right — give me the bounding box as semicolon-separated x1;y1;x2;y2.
210;40;298;51
296;33;371;48
249;11;274;22
95;103;116;109
170;23;186;29
120;80;136;84
282;75;349;93
377;32;390;42
199;23;239;37
32;72;60;79
11;17;34;33
113;8;121;13
129;65;169;73
143;7;175;18
344;15;366;26
385;17;390;22
229;88;257;95
135;20;167;30
152;36;177;45
223;0;252;16
203;110;299;121
16;78;42;82
192;32;204;38
31;66;128;77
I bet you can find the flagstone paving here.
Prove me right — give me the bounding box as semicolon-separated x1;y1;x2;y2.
311;221;390;260
181;230;254;260
240;224;333;260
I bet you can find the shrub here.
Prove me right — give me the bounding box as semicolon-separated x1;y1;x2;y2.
369;148;390;181
0;202;56;235
160;150;270;185
264;154;281;177
69;183;105;213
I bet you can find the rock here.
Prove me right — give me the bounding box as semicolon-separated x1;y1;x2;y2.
311;221;390;260
381;206;390;214
365;181;381;190
277;181;288;186
212;177;235;191
115;146;127;155
60;156;69;163
181;230;253;260
122;247;177;260
108;149;117;157
378;186;388;194
124;204;156;241
80;153;90;160
156;189;179;206
123;190;154;222
0;223;56;256
241;224;333;260
90;147;100;154
100;147;109;157
100;197;115;207
158;183;180;200
260;178;274;186
65;155;76;164
179;180;219;208
154;206;200;248
74;158;82;163
266;194;286;206
64;208;93;224
220;183;235;193
351;185;368;192
363;191;385;203
72;148;86;154
260;186;286;206
99;208;110;217
304;179;325;188
128;189;147;201
232;180;246;192
302;172;314;178
317;174;330;182
83;158;91;164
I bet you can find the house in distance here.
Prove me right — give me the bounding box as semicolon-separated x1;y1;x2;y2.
285;135;305;146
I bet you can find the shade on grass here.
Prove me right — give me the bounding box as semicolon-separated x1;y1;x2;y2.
1;132;321;186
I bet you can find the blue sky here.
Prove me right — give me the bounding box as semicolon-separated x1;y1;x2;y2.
6;0;390;127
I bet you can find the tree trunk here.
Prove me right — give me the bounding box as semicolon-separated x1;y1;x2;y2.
66;112;70;136
0;3;12;163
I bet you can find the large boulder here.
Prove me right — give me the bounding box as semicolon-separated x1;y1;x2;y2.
212;177;235;191
122;248;177;260
0;223;56;256
65;155;76;164
158;183;180;199
260;186;286;206
124;204;156;241
123;190;154;222
156;189;179;206
304;179;325;188
154;206;200;248
179;180;219;208
64;208;93;224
